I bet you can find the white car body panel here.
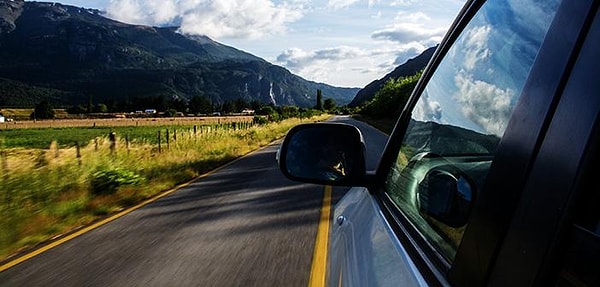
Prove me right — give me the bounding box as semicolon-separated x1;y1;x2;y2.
328;187;428;287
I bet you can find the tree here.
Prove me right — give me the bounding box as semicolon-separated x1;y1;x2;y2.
278;105;299;119
221;100;237;115
94;103;108;113
66;104;87;114
87;96;94;114
250;100;262;111
257;105;276;116
188;95;213;115
324;98;336;111
168;97;187;113
31;100;55;119
257;105;280;121
315;89;323;110
164;108;178;117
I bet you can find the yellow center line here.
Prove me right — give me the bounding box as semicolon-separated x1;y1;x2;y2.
308;185;332;287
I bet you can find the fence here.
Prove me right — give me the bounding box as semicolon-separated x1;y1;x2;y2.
0;120;261;178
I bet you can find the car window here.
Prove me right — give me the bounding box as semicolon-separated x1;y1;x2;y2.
384;0;562;262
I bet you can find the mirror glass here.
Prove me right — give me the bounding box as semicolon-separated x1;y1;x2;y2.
282;124;364;182
417;170;474;228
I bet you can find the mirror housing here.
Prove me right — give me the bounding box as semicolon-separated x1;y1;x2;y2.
278;123;367;186
417;168;474;228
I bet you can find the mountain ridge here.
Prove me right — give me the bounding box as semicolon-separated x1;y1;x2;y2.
349;46;436;107
0;0;358;109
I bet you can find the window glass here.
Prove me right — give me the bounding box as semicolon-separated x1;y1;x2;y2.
384;0;561;262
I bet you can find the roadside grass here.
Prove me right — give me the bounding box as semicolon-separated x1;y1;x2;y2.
0;115;330;260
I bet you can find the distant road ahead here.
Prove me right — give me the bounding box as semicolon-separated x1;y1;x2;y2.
0;116;389;287
327;116;389;171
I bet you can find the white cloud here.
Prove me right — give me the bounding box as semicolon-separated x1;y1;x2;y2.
371;12;447;46
509;0;559;39
276;46;371;85
459;25;491;71
454;72;514;136
327;0;361;9
277;46;367;67
372;23;439;42
368;0;381;7
393;44;426;65
273;43;429;87
276;46;399;86
390;0;419;6
106;0;304;39
413;89;442;122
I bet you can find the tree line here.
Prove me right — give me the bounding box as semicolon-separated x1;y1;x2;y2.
29;90;345;120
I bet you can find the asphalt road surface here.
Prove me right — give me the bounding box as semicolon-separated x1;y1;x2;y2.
0;116;388;287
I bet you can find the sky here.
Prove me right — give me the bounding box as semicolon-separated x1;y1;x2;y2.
50;0;466;88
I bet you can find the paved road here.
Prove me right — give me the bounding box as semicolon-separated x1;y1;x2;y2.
0;116;389;287
327;116;389;171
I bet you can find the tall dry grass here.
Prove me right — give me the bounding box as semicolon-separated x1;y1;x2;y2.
0;115;330;260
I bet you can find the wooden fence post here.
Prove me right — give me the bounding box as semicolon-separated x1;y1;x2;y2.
76;142;82;166
158;130;162;153
109;132;116;155
54;142;60;158
1;150;7;180
166;129;170;150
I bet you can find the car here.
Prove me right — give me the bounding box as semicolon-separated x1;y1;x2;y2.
277;0;600;286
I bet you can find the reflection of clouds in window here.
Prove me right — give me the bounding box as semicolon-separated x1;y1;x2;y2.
461;25;491;71
508;0;560;40
454;71;514;136
413;89;442;122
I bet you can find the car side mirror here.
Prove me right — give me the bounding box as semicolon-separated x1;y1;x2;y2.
417;169;474;228
278;123;367;186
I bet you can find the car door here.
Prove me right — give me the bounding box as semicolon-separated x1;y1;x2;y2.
487;4;600;285
328;0;594;286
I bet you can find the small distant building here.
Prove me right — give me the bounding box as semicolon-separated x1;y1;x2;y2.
241;109;255;115
144;109;157;114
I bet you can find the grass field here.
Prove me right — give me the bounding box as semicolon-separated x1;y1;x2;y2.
0;116;254;149
0;114;330;261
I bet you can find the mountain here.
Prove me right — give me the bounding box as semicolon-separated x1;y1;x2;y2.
348;46;436;107
0;0;359;109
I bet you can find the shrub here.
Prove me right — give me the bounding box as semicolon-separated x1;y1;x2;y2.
90;167;143;195
360;71;422;119
31;100;56;119
253;116;269;125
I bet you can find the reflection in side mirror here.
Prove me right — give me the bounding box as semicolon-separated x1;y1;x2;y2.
278;123;366;186
417;169;474;228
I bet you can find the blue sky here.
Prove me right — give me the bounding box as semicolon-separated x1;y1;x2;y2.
51;0;465;88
